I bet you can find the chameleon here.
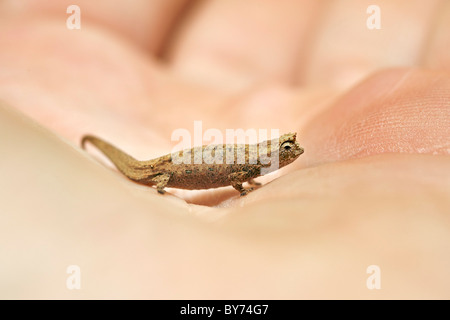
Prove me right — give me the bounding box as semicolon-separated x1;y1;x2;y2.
81;133;304;196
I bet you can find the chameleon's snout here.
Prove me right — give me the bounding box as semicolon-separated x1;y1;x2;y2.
293;141;304;157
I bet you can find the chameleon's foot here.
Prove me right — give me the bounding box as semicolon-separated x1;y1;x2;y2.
247;178;262;186
230;172;256;196
240;187;254;196
152;173;171;195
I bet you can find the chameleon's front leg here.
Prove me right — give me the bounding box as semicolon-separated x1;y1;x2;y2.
228;172;255;196
247;178;262;186
151;173;171;194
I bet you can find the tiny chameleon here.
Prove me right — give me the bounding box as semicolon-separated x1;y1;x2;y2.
81;133;304;196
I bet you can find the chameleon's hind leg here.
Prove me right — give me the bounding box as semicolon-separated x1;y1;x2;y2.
228;172;254;196
151;173;171;194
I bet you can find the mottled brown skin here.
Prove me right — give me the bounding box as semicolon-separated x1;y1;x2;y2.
81;133;304;196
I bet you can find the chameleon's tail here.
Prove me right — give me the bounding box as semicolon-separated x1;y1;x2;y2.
81;135;148;181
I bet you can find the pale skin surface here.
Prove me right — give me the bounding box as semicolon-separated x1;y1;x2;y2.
0;0;449;299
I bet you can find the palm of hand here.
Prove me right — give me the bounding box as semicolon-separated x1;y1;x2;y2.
0;0;449;298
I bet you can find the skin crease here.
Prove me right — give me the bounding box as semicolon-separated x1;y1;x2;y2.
0;0;449;299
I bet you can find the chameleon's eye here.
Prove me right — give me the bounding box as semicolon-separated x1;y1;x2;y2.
281;141;294;151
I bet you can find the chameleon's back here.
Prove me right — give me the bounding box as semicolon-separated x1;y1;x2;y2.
149;144;263;190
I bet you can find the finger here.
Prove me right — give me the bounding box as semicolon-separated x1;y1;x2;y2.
167;0;324;92
423;1;450;71
298;0;443;89
0;0;190;53
169;0;445;92
299;68;450;167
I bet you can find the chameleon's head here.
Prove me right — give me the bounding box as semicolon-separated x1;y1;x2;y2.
277;132;304;168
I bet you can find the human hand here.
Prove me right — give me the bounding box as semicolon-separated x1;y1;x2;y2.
0;0;449;298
